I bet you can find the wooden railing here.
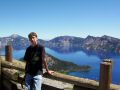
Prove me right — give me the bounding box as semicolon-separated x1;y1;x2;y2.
0;45;120;90
1;58;120;90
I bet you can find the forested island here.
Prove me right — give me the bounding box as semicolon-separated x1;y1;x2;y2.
45;54;91;74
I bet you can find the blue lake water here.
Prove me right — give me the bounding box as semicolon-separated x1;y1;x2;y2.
1;47;120;84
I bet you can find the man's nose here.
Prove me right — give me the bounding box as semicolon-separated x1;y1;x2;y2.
31;38;34;41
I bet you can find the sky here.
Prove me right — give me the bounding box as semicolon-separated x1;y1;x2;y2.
0;0;120;40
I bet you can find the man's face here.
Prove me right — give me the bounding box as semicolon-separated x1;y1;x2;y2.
29;36;38;46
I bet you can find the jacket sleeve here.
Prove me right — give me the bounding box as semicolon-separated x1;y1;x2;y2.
24;48;29;61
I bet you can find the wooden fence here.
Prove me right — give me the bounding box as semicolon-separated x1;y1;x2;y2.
0;45;120;90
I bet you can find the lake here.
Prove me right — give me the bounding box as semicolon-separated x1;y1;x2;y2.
1;47;120;84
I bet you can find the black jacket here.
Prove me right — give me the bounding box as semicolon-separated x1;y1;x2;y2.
24;44;45;76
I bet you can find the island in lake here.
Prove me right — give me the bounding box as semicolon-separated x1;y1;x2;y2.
45;54;91;74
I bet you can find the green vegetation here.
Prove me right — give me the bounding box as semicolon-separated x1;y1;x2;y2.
46;53;91;74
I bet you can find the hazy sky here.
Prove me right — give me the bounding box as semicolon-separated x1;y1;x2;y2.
0;0;120;40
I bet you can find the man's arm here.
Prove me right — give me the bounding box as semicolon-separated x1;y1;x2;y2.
42;47;54;74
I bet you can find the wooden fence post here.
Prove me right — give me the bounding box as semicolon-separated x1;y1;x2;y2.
99;59;112;90
5;44;12;62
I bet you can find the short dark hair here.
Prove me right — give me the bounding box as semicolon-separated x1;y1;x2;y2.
28;32;37;39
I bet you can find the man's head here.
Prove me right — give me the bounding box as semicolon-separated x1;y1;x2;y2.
28;32;38;46
28;32;37;39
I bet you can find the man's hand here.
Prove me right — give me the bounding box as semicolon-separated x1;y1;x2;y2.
46;70;54;75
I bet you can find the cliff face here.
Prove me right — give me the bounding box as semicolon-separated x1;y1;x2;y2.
0;34;120;55
46;36;84;47
82;35;120;54
46;35;120;55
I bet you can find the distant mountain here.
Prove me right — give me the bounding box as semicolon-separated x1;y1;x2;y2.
0;34;46;50
45;36;84;53
0;34;120;55
82;35;120;54
46;35;120;55
46;36;84;47
0;34;29;50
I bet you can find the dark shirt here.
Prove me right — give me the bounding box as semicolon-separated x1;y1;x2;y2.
24;44;45;76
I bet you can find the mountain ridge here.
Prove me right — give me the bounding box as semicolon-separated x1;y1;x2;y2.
0;34;120;56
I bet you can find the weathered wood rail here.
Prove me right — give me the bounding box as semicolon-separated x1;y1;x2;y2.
1;57;120;90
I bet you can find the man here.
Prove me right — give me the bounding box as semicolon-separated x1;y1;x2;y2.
24;32;53;90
